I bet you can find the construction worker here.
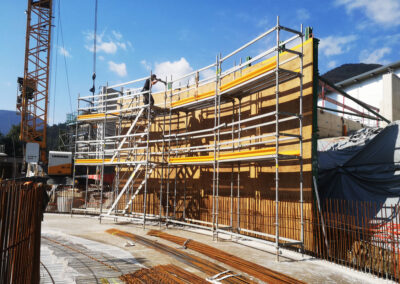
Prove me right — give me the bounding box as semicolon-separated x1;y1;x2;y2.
142;74;158;107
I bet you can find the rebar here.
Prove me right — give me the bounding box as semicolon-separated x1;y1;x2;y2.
107;229;253;284
0;180;46;284
121;264;208;284
148;230;304;284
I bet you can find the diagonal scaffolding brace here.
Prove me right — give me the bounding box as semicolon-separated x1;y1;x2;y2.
106;163;142;215
110;108;144;163
122;164;156;214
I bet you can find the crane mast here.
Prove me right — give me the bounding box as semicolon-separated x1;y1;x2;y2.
17;0;53;165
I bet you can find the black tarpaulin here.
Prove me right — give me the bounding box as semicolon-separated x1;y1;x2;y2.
318;122;400;204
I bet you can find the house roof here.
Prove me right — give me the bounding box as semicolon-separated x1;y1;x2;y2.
336;60;400;88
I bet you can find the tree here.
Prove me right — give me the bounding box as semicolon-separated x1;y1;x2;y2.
0;125;23;157
47;123;68;151
0;122;70;158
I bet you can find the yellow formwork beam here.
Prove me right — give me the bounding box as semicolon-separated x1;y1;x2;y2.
220;61;276;92
77;112;119;121
171;90;215;107
168;147;300;164
219;147;276;160
171;60;277;108
170;38;312;109
75;158;147;165
75;159;112;164
169;155;214;163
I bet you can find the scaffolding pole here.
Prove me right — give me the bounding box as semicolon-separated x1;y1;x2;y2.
275;16;281;261
159;77;168;226
143;72;153;229
166;75;173;224
299;23;305;255
212;54;219;240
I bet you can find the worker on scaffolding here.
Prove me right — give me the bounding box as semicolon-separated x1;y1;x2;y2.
142;74;165;106
141;74;165;119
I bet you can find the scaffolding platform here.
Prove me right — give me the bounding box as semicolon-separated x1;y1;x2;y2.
71;18;306;261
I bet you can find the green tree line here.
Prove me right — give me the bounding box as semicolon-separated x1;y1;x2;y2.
0;123;68;157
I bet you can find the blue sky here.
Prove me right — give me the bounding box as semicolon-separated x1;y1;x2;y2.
1;0;400;124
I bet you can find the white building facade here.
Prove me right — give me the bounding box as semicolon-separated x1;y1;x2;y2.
319;61;400;127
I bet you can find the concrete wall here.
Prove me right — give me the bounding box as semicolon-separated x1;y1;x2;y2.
317;110;363;138
394;73;400;121
116;38;318;250
383;73;400;124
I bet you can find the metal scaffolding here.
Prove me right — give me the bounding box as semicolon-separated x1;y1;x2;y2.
71;18;305;259
71;75;167;223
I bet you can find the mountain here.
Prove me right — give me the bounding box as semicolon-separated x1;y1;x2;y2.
322;63;382;84
0;110;21;135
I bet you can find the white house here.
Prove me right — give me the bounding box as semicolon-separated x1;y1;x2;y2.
319;61;400;128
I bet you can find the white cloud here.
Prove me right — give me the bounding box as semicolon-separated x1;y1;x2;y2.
98;55;105;61
58;46;71;57
319;35;357;56
84;30;132;55
336;0;400;27
97;41;117;54
200;68;215;81
141;58;216;92
359;47;391;64
327;60;337;69
140;60;151;71
154;57;193;82
297;8;310;21
117;42;127;50
150;57;194;91
355;20;369;31
112;30;123;40
108;61;127;77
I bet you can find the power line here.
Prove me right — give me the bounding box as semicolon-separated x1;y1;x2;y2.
90;0;98;96
52;0;61;125
58;10;73;113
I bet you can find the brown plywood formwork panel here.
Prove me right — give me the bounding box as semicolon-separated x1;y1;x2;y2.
116;37;316;250
72;25;317;254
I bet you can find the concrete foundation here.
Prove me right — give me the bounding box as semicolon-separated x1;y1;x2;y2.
382;73;400;125
40;214;394;283
317;110;364;138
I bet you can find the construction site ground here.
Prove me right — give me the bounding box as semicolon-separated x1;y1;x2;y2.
40;214;393;284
